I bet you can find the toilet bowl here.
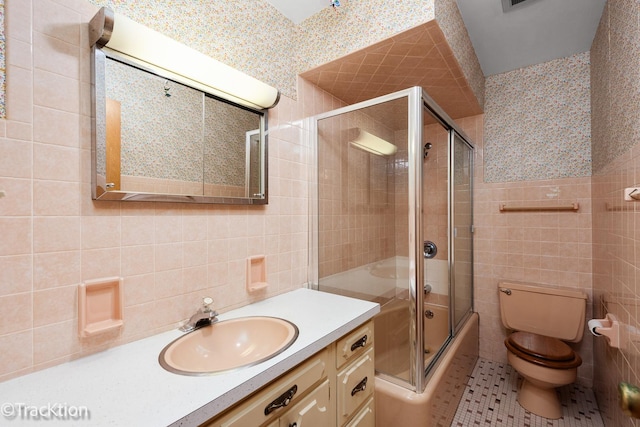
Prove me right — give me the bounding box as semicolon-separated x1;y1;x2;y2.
498;281;587;419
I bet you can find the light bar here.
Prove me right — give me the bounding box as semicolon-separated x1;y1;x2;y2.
89;7;280;110
349;129;397;156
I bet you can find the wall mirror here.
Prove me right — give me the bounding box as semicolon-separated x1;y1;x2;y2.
89;8;278;205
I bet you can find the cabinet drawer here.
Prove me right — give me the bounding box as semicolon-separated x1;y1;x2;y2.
278;379;332;427
337;348;374;425
336;321;374;369
344;397;374;427
207;348;329;427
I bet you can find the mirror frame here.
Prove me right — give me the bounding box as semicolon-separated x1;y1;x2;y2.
90;46;269;205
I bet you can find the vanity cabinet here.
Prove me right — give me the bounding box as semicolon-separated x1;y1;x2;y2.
201;320;374;427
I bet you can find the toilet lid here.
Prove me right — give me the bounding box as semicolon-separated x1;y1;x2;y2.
507;331;574;362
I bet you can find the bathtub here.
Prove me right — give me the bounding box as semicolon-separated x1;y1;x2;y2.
374;298;450;380
319;256;449;303
375;310;479;427
318;257;478;426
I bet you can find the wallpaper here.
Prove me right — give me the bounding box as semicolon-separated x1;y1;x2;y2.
106;59;204;183
484;52;591;182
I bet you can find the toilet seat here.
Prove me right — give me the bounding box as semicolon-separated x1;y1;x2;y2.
505;331;582;369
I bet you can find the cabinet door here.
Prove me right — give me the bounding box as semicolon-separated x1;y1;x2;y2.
279;380;332;427
344;398;374;427
337;348;374;425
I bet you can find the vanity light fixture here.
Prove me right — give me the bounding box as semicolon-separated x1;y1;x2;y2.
349;128;397;156
89;7;280;110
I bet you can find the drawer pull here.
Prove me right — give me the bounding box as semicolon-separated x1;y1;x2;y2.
350;335;368;352
351;376;368;396
264;384;298;415
289;424;297;427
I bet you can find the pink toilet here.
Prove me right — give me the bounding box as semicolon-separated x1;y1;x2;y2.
498;281;587;419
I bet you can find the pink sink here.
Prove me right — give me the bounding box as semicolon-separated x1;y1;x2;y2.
159;316;299;375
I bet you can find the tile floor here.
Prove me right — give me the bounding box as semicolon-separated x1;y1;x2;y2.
452;358;604;427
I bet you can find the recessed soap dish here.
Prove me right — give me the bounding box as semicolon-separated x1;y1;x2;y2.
246;255;268;292
78;277;124;338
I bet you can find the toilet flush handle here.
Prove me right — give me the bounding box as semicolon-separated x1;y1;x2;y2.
499;288;512;296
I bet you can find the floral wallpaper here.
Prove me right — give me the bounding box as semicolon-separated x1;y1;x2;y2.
484;52;591;182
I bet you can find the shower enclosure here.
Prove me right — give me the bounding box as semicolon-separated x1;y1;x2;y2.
310;87;474;393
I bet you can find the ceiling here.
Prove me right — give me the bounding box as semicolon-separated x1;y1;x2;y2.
300;22;483;120
455;0;606;76
264;0;606;76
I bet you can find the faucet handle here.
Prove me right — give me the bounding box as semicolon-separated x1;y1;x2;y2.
202;297;214;312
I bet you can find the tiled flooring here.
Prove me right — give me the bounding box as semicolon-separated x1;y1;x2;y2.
452;358;604;427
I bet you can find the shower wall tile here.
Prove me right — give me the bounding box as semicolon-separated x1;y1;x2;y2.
590;2;640;426
484;52;592;183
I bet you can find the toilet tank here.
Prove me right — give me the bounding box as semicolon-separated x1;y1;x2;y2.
498;281;587;342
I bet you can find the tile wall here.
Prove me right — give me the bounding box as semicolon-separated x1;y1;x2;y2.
473;55;595;386
591;1;640;426
0;0;341;382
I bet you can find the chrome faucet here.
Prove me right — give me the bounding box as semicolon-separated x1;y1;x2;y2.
179;297;219;332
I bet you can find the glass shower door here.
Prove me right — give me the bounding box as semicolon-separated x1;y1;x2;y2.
315;95;415;386
451;131;474;331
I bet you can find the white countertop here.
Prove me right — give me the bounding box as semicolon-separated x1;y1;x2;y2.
0;289;379;426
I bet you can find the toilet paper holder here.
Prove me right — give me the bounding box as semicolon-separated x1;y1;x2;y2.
589;313;620;348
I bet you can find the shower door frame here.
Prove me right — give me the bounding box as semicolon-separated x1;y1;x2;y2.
309;86;475;394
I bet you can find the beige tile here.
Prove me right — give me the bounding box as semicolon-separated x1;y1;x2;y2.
33;106;80;147
0;255;32;296
33;68;80;114
7;37;32;70
33;31;80;80
155;243;183;272
184;240;207;267
0;177;31;216
0;293;32;335
81;215;121;250
183;265;208;294
0;217;32;256
33;320;81;365
81;247;120;280
33;0;81;45
122;302;158;340
6;0;32;44
123;274;155;306
0;331;33;377
33;216;80;253
33;180;81;216
33;285;77;327
154;269;183;299
154;214;182;244
34;250;81;290
0;139;33;178
121;215;155;246
33;143;81;182
6;65;33;124
6;121;34;141
121;245;154;276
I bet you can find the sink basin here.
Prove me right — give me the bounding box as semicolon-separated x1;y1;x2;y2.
159;316;298;375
